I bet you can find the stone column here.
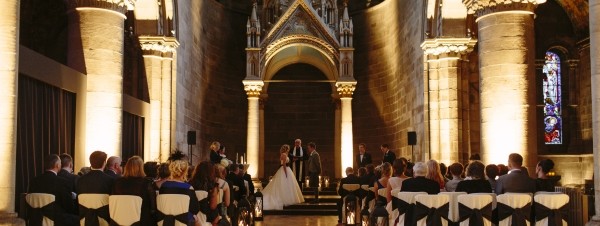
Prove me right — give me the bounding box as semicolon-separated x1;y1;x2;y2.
0;0;24;224
463;0;539;168
335;81;356;176
588;0;600;224
68;0;129;164
422;38;476;164
243;79;264;178
139;36;178;162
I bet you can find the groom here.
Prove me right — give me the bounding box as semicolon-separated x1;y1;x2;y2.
307;142;322;203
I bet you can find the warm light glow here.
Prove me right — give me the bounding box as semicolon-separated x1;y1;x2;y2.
134;0;159;20
246;97;260;177
85;92;123;158
340;97;354;177
441;0;468;19
483;117;525;165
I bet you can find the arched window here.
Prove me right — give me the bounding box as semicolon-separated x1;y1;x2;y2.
542;51;562;144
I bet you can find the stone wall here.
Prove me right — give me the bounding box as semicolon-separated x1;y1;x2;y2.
176;0;249;163
351;0;426;163
538;154;593;186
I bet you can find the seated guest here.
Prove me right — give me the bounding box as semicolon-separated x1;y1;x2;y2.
497;164;509;176
426;160;445;191
495;153;536;194
189;161;220;225
535;159;556;192
160;160;200;225
58;153;79;195
456;161;492;193
374;163;392;203
112;156;157;226
238;164;254;196
154;163;170;189
387;158;409;203
485;164;499;193
401;162;440;194
28;154;78;226
226;164;246;201
77;166;91;176
104;156;122;178
77;150;114;194
444;163;463;192
144;161;158;180
337;167;360;223
209;141;223;165
215;164;231;218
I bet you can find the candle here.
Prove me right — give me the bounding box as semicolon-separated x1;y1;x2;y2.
241;156;244;164
236;153;239;164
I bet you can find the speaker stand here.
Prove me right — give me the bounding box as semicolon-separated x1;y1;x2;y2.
188;144;193;165
410;145;415;162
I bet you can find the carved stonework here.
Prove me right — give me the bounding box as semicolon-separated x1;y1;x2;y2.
73;0;135;14
462;0;539;17
421;38;477;56
335;81;356;98
243;80;264;97
139;36;179;57
263;35;338;66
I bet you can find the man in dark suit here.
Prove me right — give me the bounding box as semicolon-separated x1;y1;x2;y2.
495;153;536;194
381;144;396;165
104;156;122;178
289;138;307;185
29;154;79;226
401;162;440;194
337;167;360;223
356;143;372;168
77;150;115;194
58;153;79;193
307;142;322;203
227;164;247;201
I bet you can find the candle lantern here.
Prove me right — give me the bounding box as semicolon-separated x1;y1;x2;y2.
236;196;252;226
305;176;310;188
361;207;370;226
324;176;330;188
344;194;359;225
254;189;263;221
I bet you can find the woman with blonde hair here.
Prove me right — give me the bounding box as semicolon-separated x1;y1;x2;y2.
159;160;201;225
261;144;305;210
112;156;157;226
426;160;446;191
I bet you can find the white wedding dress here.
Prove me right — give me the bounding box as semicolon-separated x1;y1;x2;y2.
262;156;305;210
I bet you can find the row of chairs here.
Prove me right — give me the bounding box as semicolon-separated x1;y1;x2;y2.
24;191;226;226
341;184;569;226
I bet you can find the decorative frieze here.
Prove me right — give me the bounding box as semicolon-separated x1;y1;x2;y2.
73;0;135;14
139;36;179;57
421;38;477;56
462;0;540;17
335;81;356;98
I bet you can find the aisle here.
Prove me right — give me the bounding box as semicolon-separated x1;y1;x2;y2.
254;215;339;226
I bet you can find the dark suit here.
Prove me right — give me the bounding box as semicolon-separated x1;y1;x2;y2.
455;179;493;194
337;174;361;222
227;172;247;200
57;169;79;194
28;171;78;226
356;153;372;168
104;169;121;178
307;150;322;201
495;169;535;194
242;173;254;195
210;150;223;164
401;176;440;194
383;150;396;165
77;170;115;194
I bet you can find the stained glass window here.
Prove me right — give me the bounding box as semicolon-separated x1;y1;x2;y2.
542;51;562;144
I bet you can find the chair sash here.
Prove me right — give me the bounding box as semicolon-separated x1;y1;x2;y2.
79;204;110;226
533;202;567;226
26;193;57;226
391;196;412;225
79;194;110;226
458;202;492;226
413;202;450;226
496;202;531;226
156;210;189;226
109;219;140;226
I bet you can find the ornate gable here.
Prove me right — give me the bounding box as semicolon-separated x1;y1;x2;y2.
261;0;339;50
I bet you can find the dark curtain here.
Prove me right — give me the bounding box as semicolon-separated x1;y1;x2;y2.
122;111;144;161
16;75;76;212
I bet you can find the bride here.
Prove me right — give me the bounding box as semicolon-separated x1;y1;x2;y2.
262;144;305;210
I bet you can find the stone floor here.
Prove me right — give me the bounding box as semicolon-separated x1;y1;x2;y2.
254;215;340;226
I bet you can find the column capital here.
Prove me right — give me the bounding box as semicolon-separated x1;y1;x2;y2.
421;38;477;56
243;78;264;97
72;0;135;15
462;0;541;17
335;81;357;98
139;36;179;58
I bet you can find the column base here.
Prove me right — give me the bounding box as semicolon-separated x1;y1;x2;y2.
587;216;600;226
0;212;25;226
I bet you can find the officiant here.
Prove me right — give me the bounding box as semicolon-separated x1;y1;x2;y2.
289;138;307;185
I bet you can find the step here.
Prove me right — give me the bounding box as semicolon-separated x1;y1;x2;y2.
283;202;337;210
264;202;338;216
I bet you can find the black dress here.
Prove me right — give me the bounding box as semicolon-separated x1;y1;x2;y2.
535;178;555;192
112;177;157;226
455;179;493;194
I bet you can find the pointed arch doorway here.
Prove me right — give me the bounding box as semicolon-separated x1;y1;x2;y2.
262;63;336;179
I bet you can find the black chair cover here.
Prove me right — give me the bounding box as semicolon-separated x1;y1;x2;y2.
413;201;449;226
109;219;141;226
534;202;567;226
496;202;531;226
391;196;414;225
79;204;110;226
26;201;57;226
155;209;190;226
